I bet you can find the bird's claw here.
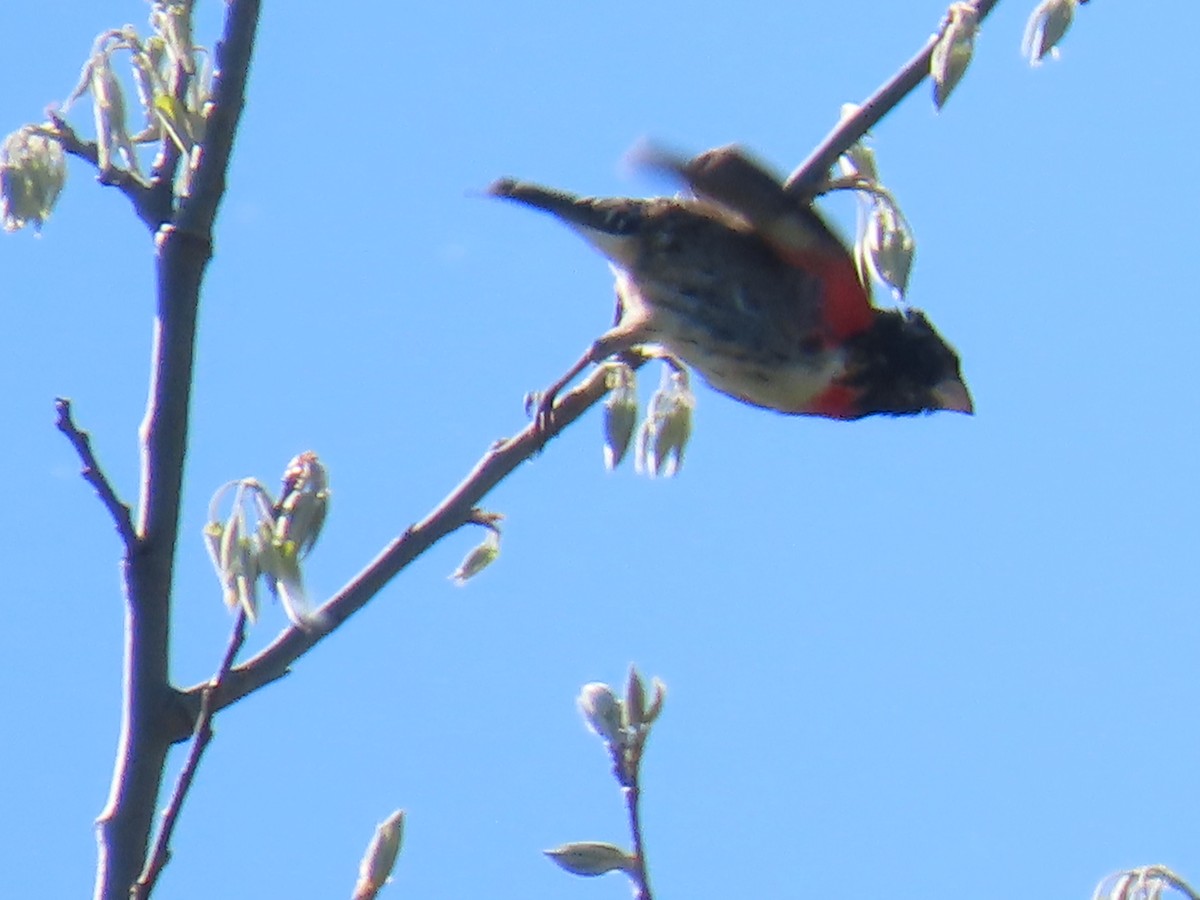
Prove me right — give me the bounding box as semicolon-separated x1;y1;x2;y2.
524;389;558;434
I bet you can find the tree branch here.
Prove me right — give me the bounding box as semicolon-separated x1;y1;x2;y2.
93;2;263;898
54;398;137;548
623;758;653;900
131;611;248;900
173;358;639;732
174;0;258;240
784;0;1002;194
114;0;1016;888
171;1;1017;730
44;112;171;231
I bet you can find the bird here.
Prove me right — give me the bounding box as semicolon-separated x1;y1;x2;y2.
488;144;972;423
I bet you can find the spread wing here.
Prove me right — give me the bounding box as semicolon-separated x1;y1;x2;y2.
638;144;876;340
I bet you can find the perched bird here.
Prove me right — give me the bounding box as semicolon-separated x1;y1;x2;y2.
489;145;971;423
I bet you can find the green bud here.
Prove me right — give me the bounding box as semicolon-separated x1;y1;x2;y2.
204;478;274;623
90;58;136;173
862;200;916;303
931;3;978;109
274;451;330;557
215;510;261;621
635;365;694;478
642;677;667;725
1023;0;1077;65
544;842;635;878
624;666;646;728
602;363;638;470
449;529;500;586
262;542;314;629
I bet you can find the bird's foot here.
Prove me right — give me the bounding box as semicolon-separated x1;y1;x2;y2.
523;389;560;435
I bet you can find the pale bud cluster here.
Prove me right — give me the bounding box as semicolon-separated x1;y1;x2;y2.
2;4;215;233
576;667;666;758
0;128;66;233
203;452;330;629
600;360;695;478
65;5;210;171
837;107;917;305
550;668;665;885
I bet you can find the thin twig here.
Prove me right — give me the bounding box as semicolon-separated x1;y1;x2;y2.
784;0;1002;194
622;756;653;900
131;609;248;900
172;356;646;734
54;398;138;547
44;112;169;229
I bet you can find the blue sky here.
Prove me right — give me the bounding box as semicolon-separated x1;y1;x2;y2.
2;1;1197;897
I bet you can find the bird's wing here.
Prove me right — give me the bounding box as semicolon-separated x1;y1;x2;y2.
638;144;876;340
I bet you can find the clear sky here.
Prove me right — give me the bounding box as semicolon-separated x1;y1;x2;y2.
2;1;1196;898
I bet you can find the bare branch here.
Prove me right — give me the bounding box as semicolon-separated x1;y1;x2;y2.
44;112;170;230
622;758;653;899
168;2;1023;724
131;611;248;900
54;398;137;548
173;357;645;731
94;2;264;897
172;4;1009;720
174;0;258;240
784;0;1002;195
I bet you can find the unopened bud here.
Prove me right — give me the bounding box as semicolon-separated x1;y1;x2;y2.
261;541;315;629
353;810;405;900
602;363;638;470
642;677;667;726
544;842;635;878
635;365;694;478
624;667;647;728
0;127;67;233
1023;0;1077;65
90;58;135;172
931;3;979;109
861;200;916;303
204;478;275;623
577;682;625;746
449;529;500;586
273;451;329;571
213;513;261;621
275;452;329;551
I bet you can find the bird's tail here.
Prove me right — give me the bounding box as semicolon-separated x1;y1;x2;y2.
487;178;646;266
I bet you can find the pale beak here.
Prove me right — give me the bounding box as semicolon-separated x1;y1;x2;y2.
931;378;974;415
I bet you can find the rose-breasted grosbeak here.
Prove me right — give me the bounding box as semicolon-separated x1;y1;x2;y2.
490;145;972;422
